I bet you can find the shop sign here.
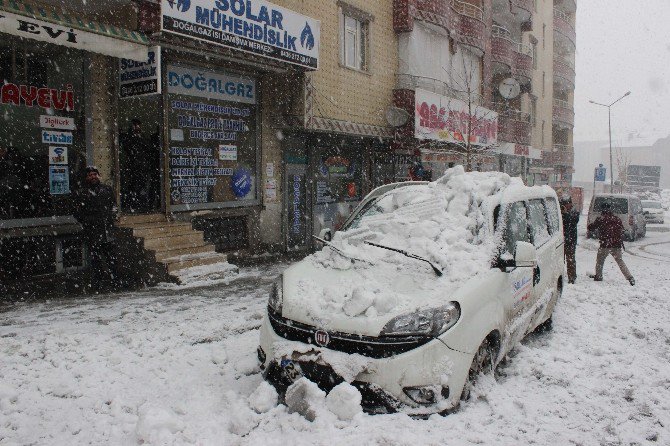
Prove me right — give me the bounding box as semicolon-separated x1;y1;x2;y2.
168;65;256;104
161;0;320;69
42;130;73;145
40;115;76;130
1;83;74;111
0;10;148;61
119;46;162;98
48;165;70;195
48;146;68;165
414;89;498;146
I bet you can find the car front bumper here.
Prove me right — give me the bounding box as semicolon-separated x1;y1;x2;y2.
257;311;473;415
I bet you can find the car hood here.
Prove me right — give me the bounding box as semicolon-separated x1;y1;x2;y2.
279;256;469;337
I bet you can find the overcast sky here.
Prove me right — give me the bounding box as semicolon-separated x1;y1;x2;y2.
574;0;670;144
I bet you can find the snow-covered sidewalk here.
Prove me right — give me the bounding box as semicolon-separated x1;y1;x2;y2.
1;236;670;445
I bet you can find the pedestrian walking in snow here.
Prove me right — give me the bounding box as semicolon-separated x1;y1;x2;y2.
73;166;120;290
560;195;580;284
587;202;635;285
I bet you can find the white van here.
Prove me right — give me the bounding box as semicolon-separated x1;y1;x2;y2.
257;167;565;415
587;194;646;241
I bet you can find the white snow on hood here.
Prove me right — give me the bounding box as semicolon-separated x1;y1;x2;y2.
281;166;528;334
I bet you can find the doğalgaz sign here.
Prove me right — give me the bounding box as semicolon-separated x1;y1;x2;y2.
161;0;320;69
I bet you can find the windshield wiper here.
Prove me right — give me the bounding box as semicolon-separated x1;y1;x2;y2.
364;241;443;277
313;236;373;265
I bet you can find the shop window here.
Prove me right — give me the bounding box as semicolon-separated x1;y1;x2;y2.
339;3;371;71
0;37;85;220
166;64;259;211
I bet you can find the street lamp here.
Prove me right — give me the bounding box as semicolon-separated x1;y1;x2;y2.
589;91;632;193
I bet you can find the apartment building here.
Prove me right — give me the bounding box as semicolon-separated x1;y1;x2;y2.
390;0;576;187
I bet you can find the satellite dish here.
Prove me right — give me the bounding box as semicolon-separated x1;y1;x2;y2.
386;107;410;127
499;77;521;100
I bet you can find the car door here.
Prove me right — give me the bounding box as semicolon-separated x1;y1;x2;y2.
498;201;536;346
526;198;557;327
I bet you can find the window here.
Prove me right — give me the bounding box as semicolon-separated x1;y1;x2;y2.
339;5;370;71
541;120;545;146
532;42;538;69
542;71;546;97
503;201;531;256
527;199;551;246
545;198;561;234
531;97;537;126
542;24;546;49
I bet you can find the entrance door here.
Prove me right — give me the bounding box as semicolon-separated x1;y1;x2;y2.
118;96;162;214
284;163;310;251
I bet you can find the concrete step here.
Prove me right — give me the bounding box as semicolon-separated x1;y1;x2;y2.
132;223;194;238
165;253;228;273
153;244;216;262
143;232;205;251
118;213;166;226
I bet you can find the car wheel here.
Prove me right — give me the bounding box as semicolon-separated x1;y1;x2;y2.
461;337;496;401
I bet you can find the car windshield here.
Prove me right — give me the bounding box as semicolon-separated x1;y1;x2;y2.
642;201;662;209
593;197;628;214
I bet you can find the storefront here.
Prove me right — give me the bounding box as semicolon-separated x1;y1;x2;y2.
0;1;150;281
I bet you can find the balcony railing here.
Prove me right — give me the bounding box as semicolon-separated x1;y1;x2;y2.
554;8;576;47
396;73;459;99
492;103;531;122
553;57;576;90
451;0;483;20
492;25;512;40
554;98;572;109
553;99;575;128
493;103;532;145
553;143;574;152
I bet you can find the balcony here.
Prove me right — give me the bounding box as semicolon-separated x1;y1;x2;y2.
554;0;577;14
451;0;486;54
553;98;574;129
396;73;458;98
554;56;575;91
510;0;533;23
554;8;576;50
543;146;575;168
513;43;533;84
491;25;514;72
493;103;532;145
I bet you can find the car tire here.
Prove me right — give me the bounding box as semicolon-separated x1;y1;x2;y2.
461;337;496;401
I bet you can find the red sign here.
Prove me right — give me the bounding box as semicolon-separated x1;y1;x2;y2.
0;83;74;111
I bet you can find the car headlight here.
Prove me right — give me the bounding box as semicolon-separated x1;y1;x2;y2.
268;276;283;313
380;303;460;337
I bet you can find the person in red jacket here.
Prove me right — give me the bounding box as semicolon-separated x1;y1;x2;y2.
587;202;635;285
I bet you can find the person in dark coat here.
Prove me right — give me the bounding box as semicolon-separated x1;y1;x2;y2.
73;166;119;290
560;195;580;284
120;119;152;212
587;201;635;285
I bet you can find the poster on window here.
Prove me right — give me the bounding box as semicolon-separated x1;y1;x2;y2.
167;65;258;210
49;166;70;195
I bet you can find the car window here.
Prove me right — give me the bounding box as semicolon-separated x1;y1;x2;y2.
502;201;530;257
632;200;642;214
527;199;551;247
593;197;628;214
545;198;560;234
642;201;662;209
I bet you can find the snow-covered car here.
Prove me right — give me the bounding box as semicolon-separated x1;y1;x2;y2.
641;200;665;224
257;167;565;415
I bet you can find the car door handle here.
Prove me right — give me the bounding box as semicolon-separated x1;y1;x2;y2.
533;266;541;286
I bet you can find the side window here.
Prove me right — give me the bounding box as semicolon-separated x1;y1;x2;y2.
503;201;530;256
632;199;642;214
527;199;551;247
545;198;560;234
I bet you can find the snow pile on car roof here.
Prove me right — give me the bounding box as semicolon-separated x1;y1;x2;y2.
297;166;523;320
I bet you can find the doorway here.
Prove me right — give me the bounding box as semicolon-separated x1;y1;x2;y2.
117;95;162;213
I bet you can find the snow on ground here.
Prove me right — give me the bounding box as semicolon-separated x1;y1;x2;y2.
2;231;670;445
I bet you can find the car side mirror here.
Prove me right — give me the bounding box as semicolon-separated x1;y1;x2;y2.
515;241;538;268
318;228;332;242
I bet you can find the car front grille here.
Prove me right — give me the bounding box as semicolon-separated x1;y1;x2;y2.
268;308;432;359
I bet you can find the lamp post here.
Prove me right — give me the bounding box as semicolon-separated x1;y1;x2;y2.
589;91;631;193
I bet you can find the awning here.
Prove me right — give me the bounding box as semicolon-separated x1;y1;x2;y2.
0;0;149;60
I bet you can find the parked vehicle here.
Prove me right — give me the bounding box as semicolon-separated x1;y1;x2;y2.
641;200;665;224
587;194;646;241
258;168;565;415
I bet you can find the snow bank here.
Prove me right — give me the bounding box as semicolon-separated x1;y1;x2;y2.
326;383;362;421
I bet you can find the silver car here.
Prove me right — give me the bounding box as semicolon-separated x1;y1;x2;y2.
642;200;665;224
587;194;647;241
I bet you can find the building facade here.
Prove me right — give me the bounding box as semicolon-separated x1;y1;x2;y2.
0;0;576;288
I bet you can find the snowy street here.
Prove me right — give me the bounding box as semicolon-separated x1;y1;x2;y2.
2;230;670;445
